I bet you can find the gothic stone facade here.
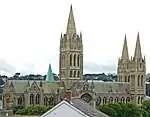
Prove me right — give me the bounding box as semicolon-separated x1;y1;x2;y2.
117;34;146;105
2;5;146;108
3;80;131;108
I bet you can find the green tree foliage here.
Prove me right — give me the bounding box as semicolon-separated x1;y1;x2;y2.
140;108;148;117
98;102;142;117
141;100;150;117
15;105;54;115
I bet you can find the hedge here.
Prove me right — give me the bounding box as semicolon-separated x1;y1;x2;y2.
15;105;54;115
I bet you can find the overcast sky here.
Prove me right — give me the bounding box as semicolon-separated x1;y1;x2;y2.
0;0;150;76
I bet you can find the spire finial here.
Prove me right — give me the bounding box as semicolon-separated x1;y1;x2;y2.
66;5;76;38
121;34;129;62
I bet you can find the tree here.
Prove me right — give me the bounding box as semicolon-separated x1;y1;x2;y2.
124;103;141;117
98;103;118;117
141;100;150;117
140;108;148;117
98;102;141;117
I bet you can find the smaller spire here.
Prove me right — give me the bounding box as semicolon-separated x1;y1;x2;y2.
134;32;142;59
45;64;54;82
121;34;129;62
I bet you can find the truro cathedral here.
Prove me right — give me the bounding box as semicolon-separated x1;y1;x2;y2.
2;5;146;109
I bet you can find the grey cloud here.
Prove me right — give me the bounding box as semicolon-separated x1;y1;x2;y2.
84;61;117;73
0;59;16;73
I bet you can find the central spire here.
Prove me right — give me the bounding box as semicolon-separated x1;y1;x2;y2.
66;5;76;38
121;34;129;62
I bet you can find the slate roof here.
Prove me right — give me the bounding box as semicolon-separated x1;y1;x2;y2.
8;80;64;93
88;81;130;93
71;98;110;117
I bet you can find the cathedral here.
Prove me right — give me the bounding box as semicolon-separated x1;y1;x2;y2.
2;5;146;109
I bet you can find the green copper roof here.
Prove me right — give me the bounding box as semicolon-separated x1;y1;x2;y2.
45;64;54;82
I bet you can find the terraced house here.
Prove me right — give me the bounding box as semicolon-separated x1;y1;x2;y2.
2;5;146;109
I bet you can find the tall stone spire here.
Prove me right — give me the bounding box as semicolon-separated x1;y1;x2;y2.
66;5;76;38
134;32;142;59
121;34;129;62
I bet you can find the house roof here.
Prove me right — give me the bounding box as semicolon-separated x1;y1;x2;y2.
71;98;110;117
40;100;89;117
41;98;109;117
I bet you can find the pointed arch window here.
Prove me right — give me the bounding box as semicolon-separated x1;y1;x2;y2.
77;71;80;78
127;63;129;69
141;75;143;87
44;97;48;106
125;76;127;82
70;71;72;77
121;97;125;102
18;97;23;105
140;63;142;68
109;97;113;103
73;54;76;66
126;97;130;103
49;97;55;105
74;71;76;78
62;55;64;67
114;97;119;103
30;94;34;105
141;97;143;104
77;55;80;66
63;55;65;67
138;75;140;86
96;97;101;106
128;76;130;82
138;97;140;104
35;94;40;104
70;54;72;66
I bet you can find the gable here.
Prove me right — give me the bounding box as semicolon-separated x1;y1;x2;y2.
30;81;40;90
41;101;89;117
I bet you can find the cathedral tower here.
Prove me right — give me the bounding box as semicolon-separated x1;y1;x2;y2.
117;32;146;105
130;32;146;105
59;5;83;81
117;34;130;82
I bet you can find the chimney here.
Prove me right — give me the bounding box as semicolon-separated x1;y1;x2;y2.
64;89;72;101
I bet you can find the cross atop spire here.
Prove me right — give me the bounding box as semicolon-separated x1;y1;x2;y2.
66;5;76;38
134;32;142;59
121;34;129;62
